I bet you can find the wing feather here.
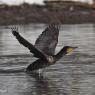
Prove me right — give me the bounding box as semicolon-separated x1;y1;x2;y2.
35;24;59;56
12;30;47;59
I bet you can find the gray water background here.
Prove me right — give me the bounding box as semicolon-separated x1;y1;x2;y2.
0;24;95;95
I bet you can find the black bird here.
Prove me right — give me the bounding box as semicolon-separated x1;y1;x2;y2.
11;24;77;72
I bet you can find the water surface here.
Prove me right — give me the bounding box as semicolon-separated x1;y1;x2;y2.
0;24;95;95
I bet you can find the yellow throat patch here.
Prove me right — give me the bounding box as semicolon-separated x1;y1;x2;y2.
67;48;75;55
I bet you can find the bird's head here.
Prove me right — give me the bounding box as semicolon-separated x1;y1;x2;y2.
63;46;77;55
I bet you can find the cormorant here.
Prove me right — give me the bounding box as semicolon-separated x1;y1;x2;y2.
11;24;77;72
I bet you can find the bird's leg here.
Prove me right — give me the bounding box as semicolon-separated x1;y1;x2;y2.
30;69;42;77
38;69;42;76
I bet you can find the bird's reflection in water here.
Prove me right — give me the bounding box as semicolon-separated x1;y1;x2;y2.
25;71;68;95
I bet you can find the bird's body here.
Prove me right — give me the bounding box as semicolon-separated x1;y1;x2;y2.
11;24;77;72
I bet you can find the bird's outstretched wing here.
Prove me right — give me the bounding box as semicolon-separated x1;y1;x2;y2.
35;24;59;56
11;27;47;60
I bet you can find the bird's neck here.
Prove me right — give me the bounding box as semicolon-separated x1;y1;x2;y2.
54;47;67;61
